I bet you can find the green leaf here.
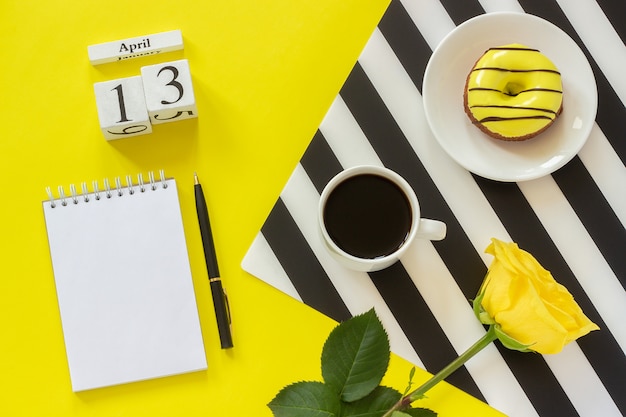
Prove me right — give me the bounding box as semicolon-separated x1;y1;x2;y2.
471;291;495;325
268;381;341;417
321;309;390;402
471;291;483;319
340;386;402;417
401;408;437;417
493;325;534;353
403;367;416;396
391;412;412;417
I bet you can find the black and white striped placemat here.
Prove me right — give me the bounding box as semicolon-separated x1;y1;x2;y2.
242;1;626;416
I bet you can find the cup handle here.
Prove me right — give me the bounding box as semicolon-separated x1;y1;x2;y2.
416;218;447;241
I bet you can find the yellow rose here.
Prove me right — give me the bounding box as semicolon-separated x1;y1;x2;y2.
476;238;599;354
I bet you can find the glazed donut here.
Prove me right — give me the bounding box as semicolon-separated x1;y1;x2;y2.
463;43;563;141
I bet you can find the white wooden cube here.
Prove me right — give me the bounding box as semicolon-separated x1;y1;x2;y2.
94;76;152;140
88;30;184;65
141;59;198;124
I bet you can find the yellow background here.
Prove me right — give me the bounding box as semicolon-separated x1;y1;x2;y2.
0;1;503;415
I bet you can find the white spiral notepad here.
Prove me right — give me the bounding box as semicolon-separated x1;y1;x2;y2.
43;171;207;392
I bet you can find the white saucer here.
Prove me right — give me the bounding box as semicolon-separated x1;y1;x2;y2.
422;12;597;182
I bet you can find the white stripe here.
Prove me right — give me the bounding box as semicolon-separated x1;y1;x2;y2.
357;28;540;417
241;233;302;302
557;0;626;107
319;96;382;168
280;162;424;368
518;176;626;353
399;0;456;50
543;343;622;417
478;0;524;13
578;124;626;227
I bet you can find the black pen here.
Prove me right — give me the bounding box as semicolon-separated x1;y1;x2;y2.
194;173;233;349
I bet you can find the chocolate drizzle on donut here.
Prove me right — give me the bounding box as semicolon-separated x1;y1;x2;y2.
470;104;558;115
488;46;539;52
476;115;553;123
469;87;563;96
471;67;561;75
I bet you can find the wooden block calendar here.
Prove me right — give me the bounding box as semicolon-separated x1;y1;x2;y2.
91;29;197;140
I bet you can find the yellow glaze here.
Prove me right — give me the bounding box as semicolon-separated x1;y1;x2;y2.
465;43;563;139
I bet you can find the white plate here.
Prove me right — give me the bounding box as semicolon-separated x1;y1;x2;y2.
423;12;597;182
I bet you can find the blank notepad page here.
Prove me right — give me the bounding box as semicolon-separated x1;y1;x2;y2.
43;175;207;391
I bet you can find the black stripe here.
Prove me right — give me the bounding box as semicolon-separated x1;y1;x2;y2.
475;176;626;415
370;264;484;401
439;0;484;26
518;0;626;165
595;0;626;45
495;347;579;416
300;130;342;194
261;198;351;322
552;157;626;289
378;0;431;93
342;31;579;417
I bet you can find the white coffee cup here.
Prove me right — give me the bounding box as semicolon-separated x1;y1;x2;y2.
318;165;446;272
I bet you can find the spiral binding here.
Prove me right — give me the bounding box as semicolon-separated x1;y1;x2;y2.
46;170;168;209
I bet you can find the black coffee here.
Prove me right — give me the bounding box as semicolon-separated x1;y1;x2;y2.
323;173;412;259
